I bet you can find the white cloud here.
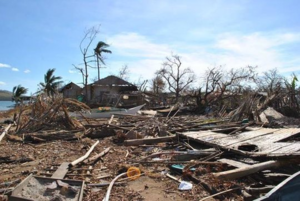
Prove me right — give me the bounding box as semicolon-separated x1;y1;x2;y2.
24;69;30;73
0;81;6;85
107;32;171;58
0;63;11;68
69;70;76;74
11;68;19;72
214;32;300;74
106;32;300;82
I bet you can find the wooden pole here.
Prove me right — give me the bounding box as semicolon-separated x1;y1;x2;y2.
124;136;176;146
213;160;280;180
0;124;12;143
83;147;110;164
199;187;241;201
69;140;99;167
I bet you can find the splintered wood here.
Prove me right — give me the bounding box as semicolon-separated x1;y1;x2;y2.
180;128;300;157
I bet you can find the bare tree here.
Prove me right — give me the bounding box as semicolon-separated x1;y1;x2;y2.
257;68;284;95
151;75;165;94
118;65;130;80
73;26;111;102
72;64;85;86
157;54;195;102
195;66;257;113
77;26;99;99
134;76;148;92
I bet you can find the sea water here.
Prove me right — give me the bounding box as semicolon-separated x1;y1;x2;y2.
0;101;14;111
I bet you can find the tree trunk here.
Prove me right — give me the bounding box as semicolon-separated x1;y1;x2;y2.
97;57;100;80
84;54;89;102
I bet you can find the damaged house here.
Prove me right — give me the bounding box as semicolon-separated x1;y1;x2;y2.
85;75;142;107
59;82;82;99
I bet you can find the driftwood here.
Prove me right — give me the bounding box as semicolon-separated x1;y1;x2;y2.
228;121;254;135
22;130;83;142
0;124;12;143
5;134;22;142
83;147;111;164
140;150;215;161
199;187;241;201
170;120;226;132
166;173;181;182
213;160;281;180
69;140;99;167
124;136;176;146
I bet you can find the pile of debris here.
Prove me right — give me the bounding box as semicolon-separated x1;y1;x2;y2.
1;102;300;201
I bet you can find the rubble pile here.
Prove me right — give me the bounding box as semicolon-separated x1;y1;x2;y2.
1;102;300;201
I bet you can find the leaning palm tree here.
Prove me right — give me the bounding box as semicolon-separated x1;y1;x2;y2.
39;68;63;97
12;85;28;104
94;41;112;80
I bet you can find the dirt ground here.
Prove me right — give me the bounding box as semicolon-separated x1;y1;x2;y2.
1;109;299;201
0;128;245;201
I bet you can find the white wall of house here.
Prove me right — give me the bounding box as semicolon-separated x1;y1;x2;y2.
85;85;121;101
62;84;82;99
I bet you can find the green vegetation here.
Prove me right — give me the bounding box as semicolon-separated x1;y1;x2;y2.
39;68;63;97
94;41;112;80
12;85;28;103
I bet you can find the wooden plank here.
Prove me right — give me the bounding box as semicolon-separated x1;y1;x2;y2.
0;124;12;143
70;140;99;167
51;162;70;179
195;133;229;142
256;128;300;144
183;131;224;139
124;136;176;146
178;132;248;156
223;128;279;146
269;143;300;155
218;159;251;168
180;128;300;157
213;160;280;180
221;129;300;153
258;142;289;154
192;128;277;148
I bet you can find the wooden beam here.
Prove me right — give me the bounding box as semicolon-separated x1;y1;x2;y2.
218;158;251;168
136;161;224;165
124;136;176;146
0;124;12;143
51;162;70;179
69;140;99;167
228;121;255;135
83;147;111;164
213;160;280;180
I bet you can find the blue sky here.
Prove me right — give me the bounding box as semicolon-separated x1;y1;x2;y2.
0;0;300;94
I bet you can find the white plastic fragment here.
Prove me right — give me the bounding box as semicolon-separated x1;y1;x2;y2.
178;181;193;190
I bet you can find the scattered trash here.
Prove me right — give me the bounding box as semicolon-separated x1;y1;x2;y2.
178;181;193;190
127;167;141;180
1;94;300;200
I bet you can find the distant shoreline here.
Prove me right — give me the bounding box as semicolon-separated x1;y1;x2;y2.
0;99;12;101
